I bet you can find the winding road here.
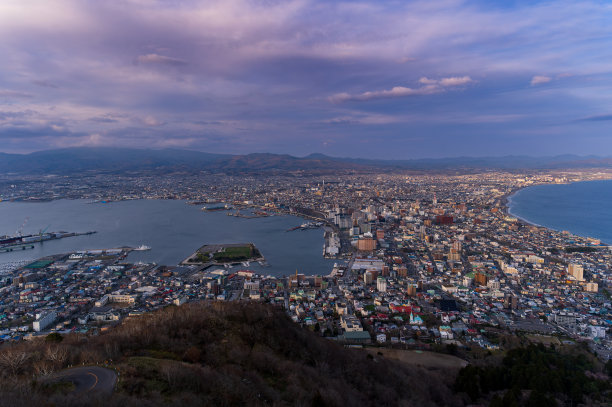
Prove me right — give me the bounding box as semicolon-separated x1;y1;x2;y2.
55;366;117;395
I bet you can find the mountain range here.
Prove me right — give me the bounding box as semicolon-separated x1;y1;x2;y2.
1;147;611;175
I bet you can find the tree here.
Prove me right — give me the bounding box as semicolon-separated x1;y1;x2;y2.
0;349;29;376
45;332;63;343
605;359;612;377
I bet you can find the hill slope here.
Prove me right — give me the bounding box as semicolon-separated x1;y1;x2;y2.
0;302;461;406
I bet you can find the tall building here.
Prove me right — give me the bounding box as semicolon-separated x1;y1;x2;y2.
376;277;387;292
357;238;376;251
568;263;584;281
474;272;488;286
33;311;57;332
363;271;373;285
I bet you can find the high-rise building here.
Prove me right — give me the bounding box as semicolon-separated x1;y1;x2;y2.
357;238;376;251
376;277;387;292
474;272;488;286
568;263;584;281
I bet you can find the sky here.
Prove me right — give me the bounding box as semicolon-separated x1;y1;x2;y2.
1;0;612;159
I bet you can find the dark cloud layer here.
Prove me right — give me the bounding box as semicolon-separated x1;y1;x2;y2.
0;0;611;157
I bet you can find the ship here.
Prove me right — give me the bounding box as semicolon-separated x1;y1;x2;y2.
133;245;151;251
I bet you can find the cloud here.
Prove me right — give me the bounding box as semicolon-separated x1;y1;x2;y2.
577;114;612;122
0;1;611;156
142;115;166;127
136;54;187;66
32;80;58;88
324;113;404;125
438;76;474;87
530;75;552;86
0;89;33;98
88;116;118;123
330;76;474;103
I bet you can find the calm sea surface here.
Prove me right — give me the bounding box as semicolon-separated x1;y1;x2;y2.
508;179;612;245
0;199;337;276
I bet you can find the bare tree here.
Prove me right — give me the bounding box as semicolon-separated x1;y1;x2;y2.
0;349;30;376
33;360;55;377
45;345;68;367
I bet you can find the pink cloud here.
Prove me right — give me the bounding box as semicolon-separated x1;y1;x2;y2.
530;75;551;86
330;76;474;102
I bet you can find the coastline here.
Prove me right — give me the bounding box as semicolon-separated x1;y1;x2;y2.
502;187;546;228
501;180;612;246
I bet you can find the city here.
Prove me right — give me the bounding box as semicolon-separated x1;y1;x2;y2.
3;0;612;404
1;169;610;365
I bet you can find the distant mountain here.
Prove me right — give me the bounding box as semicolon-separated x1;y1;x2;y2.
0;148;230;174
0;147;611;175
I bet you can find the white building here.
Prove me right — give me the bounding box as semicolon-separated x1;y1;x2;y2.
173;296;188;306
244;280;260;290
33;311;56;332
589;326;606;339
376;277;387;292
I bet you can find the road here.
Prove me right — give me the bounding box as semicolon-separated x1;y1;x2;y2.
55;366;117;395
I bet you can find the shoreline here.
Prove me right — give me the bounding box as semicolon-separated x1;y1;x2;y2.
500;180;612;247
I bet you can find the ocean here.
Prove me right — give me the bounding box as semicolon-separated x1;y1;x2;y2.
508;179;612;245
0;199;338;276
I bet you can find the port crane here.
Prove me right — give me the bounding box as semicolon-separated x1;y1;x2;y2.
15;217;29;237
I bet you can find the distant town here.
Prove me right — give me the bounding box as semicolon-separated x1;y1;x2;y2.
1;168;611;363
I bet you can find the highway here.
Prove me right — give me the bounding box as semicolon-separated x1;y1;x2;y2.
55;366;117;395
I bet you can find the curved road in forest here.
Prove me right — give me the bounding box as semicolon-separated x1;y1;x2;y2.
55;366;117;395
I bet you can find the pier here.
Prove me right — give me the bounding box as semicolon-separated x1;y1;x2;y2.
0;231;97;254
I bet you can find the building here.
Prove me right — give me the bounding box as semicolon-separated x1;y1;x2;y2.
173;296;188;306
244;280;260;290
376;276;387;292
568;263;584;281
448;247;461;262
33;311;57;332
553;312;577;328
589;326;606;339
341;315;363;332
487;279;500;290
363;271;374;285
352;258;384;272
357;238;376;251
474;272;488;286
435;215;454;225
339;330;371;344
335;302;348;316
585;282;598;293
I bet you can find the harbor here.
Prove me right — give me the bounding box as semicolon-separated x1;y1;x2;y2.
227;210;271;219
286;221;324;232
0;199;336;276
0;231;97;254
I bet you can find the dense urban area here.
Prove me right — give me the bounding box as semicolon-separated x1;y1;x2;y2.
0;168;612;404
